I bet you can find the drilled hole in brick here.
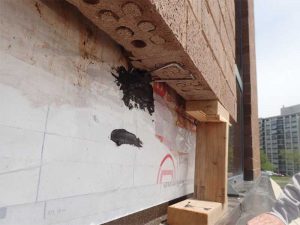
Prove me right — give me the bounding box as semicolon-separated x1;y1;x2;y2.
150;35;165;45
181;89;190;92
83;0;99;4
116;26;134;38
131;40;147;48
138;21;156;32
98;10;119;22
122;2;142;17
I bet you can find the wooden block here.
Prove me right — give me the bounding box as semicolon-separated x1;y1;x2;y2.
167;199;223;225
186;100;229;122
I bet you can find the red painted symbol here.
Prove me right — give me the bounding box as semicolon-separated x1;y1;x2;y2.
157;154;176;184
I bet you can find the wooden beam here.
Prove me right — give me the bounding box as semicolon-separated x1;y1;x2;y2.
194;122;229;208
186;100;229;122
167;120;229;224
186;100;229;209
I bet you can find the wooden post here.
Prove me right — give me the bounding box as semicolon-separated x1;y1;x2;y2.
186;100;230;209
194;122;229;206
167;100;230;225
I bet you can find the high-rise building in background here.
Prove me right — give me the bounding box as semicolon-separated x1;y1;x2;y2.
259;104;300;175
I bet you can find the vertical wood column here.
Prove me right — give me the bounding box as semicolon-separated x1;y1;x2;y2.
194;122;229;207
186;100;230;210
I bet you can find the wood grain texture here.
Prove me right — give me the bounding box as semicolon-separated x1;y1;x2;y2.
194;122;229;207
186;100;230;122
167;199;222;225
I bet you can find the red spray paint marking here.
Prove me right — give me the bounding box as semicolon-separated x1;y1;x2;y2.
157;154;175;184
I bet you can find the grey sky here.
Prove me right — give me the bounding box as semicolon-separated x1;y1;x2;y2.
254;0;300;118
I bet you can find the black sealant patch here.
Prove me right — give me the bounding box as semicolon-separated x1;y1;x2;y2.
112;66;154;115
110;129;143;148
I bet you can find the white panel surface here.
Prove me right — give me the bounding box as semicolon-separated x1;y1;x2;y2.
0;83;48;132
0;126;43;173
0;0;196;224
0;168;40;207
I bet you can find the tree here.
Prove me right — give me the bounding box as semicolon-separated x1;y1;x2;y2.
260;150;275;171
294;152;300;166
279;149;300;173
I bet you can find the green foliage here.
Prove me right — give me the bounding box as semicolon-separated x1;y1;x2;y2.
260;150;275;171
295;152;300;165
279;149;300;171
271;175;292;188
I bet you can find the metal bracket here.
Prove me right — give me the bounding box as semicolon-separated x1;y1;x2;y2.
234;64;243;92
150;63;195;82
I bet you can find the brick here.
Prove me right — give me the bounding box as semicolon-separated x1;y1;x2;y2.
225;0;236;36
201;2;224;68
66;0;238;120
206;0;221;32
201;1;236;98
187;0;201;22
218;0;235;58
219;7;235;62
150;0;188;49
186;6;221;98
243;2;260;180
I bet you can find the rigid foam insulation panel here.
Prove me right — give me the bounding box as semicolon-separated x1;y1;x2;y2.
0;0;196;224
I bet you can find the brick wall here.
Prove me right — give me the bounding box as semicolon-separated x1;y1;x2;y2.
67;0;238;120
239;0;261;180
151;0;237;120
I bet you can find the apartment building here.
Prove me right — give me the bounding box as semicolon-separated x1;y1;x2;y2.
259;104;300;175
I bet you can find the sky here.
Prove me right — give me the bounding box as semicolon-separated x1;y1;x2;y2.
254;0;300;118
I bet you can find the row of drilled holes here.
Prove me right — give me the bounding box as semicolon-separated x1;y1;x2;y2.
83;0;100;4
82;0;202;92
82;0;162;49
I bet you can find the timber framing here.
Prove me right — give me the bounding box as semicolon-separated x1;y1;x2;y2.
186;100;230;123
194;122;229;206
186;100;229;206
167;100;230;224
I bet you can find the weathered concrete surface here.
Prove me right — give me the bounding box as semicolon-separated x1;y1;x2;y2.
65;0;237;120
